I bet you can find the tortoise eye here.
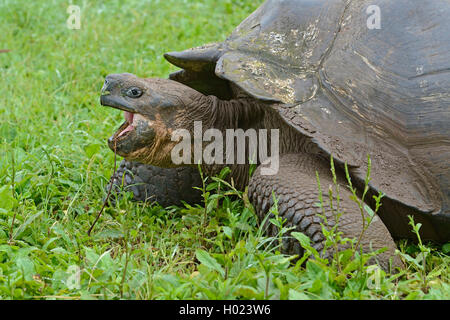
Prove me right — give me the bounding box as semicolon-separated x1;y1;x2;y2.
126;87;143;98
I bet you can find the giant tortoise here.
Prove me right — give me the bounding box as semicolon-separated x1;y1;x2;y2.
100;0;450;270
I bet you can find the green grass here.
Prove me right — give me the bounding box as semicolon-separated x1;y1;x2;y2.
0;0;449;300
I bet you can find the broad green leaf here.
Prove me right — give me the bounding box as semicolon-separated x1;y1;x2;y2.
13;210;43;238
405;290;421;300
0;185;17;213
288;289;310;300
233;285;258;299
222;226;233;239
364;204;375;217
195;249;225;277
291;232;311;247
309;279;323;293
16;257;35;281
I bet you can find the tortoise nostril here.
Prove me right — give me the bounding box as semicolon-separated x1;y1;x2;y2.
101;80;111;94
107;135;114;145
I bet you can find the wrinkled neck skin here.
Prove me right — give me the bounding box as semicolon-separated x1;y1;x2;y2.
176;94;318;189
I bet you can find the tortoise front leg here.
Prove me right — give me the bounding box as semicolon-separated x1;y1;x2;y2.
107;160;202;207
249;153;403;272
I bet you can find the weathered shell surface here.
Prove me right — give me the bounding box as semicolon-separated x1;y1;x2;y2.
216;0;449;219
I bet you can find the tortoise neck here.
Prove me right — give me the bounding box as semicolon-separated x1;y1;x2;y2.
206;95;266;131
191;95;267;189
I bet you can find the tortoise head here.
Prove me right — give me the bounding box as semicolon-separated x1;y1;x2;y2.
100;73;205;166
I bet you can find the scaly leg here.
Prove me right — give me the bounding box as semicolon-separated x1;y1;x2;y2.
249;153;402;271
107;160;202;207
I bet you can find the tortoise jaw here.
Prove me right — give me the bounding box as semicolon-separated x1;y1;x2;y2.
100;94;139;149
107;114;156;158
102;98;156;158
100;94;137;113
101;94;138;149
107;115;137;154
112;118;134;141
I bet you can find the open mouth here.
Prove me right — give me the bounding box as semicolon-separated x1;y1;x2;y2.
114;111;136;141
112;110;154;141
101;94;156;156
101;94;138;142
